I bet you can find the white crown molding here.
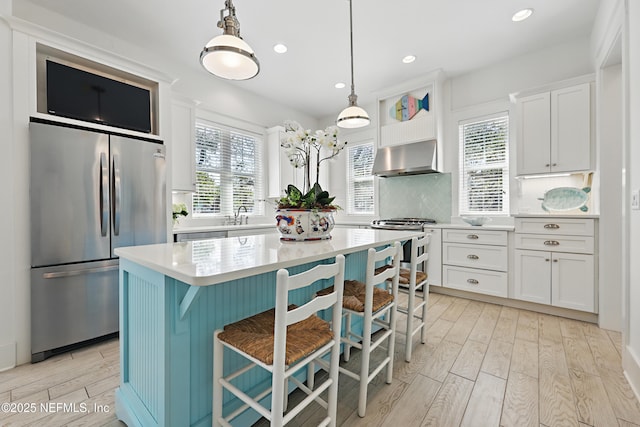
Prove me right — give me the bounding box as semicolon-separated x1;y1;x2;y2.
0;13;174;84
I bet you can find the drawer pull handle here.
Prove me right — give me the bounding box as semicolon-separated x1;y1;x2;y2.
467;234;479;240
544;240;560;246
553;259;558;263
467;254;479;260
467;279;479;285
544;224;560;229
545;258;550;262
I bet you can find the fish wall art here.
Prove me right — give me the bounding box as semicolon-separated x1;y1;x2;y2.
389;92;429;122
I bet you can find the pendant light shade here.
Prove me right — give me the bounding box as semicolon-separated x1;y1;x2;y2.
200;0;259;81
337;100;370;129
337;0;369;128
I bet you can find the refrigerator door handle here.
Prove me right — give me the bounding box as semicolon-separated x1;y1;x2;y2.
41;265;119;279
112;154;121;236
100;152;109;237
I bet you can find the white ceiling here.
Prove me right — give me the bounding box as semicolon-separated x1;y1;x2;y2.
22;0;601;119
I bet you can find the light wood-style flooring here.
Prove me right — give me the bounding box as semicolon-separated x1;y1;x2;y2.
1;292;639;426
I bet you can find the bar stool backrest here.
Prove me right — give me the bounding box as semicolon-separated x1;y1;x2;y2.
410;232;431;281
273;255;346;368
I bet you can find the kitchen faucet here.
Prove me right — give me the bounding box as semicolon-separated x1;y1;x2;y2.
234;205;248;225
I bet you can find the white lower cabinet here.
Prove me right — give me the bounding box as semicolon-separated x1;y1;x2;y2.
514;249;550;305
426;228;442;286
551;252;595;312
443;265;508;298
514;217;597;313
441;228;509;298
514;249;594;312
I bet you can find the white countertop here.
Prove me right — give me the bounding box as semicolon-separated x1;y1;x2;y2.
115;228;422;286
173;223;274;234
513;214;599;219
426;223;515;231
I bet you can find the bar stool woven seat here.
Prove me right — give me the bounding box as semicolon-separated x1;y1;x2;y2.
317;280;393;313
375;265;428;286
217;305;333;365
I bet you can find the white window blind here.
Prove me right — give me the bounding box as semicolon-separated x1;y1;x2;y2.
459;114;509;215
193;121;263;216
347;142;375;215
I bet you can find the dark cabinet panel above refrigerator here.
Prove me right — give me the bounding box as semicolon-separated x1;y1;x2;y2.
46;60;152;133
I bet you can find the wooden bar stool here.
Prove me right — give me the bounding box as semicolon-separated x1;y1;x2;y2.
317;242;401;417
375;232;430;362
398;232;430;362
213;255;345;427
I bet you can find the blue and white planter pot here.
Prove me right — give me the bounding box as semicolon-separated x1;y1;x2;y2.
275;209;336;241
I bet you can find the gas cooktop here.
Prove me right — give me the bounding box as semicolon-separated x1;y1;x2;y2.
370;218;437;230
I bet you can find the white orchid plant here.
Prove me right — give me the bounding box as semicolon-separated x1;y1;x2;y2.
278;120;347;209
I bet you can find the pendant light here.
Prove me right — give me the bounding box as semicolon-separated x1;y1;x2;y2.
337;0;370;128
200;0;260;80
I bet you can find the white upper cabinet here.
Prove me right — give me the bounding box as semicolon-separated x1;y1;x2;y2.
171;101;196;192
516;83;592;175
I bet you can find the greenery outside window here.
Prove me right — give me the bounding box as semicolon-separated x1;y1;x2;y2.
458;113;509;215
347;142;375;215
193;121;264;216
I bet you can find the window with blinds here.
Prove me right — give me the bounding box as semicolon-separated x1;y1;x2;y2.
347;142;375;215
193;121;263;216
458;114;509;215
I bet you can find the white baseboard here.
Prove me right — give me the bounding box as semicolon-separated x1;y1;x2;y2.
0;342;16;372
623;345;640;403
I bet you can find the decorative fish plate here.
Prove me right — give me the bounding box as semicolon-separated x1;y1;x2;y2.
539;187;591;212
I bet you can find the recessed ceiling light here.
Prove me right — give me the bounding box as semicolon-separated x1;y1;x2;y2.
402;55;416;64
512;8;533;22
273;43;288;54
335;82;346;89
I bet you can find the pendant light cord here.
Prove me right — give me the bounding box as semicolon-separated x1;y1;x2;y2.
349;0;356;105
348;0;356;100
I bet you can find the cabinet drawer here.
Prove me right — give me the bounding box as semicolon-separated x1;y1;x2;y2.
514;233;594;254
443;266;508;298
515;218;594;236
442;229;507;246
443;243;508;272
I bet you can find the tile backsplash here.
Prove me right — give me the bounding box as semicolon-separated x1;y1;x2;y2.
379;173;452;222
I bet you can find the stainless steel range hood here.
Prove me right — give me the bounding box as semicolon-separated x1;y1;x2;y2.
372;139;439;177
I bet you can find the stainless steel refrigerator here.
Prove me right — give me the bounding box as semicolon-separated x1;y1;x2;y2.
29;120;166;362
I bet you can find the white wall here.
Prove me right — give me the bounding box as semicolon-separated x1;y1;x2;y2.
449;36;593;111
598;64;623;331
0;0;16;372
624;0;640;397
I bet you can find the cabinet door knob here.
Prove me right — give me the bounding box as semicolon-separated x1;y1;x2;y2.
467;279;479;285
553;259;559;262
545;258;550;262
552;163;557;166
467;254;479;260
544;224;560;229
467;234;479;240
544;240;560;246
545;163;550;167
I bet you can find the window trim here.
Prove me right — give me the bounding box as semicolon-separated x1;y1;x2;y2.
458;111;510;216
192;118;265;217
346;140;376;216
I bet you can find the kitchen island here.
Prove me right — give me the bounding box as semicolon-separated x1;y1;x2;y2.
114;227;422;427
